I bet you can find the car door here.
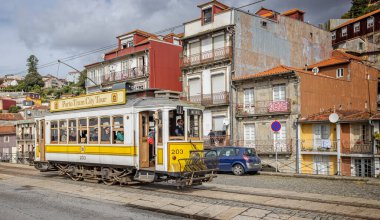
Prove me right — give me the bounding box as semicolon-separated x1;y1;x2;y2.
219;147;237;171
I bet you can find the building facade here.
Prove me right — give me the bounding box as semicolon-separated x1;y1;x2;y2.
42;74;67;89
85;29;183;93
0;126;16;163
180;0;332;143
300;110;378;177
232;51;378;172
331;9;380;70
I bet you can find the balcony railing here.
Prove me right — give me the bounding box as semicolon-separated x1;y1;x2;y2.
180;46;232;68
17;134;35;140
236;99;291;116
183;92;229;106
301;139;338;153
204;137;293;155
341;140;373;154
86;66;148;87
102;66;148;84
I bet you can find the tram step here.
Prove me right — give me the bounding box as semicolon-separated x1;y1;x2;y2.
134;170;156;183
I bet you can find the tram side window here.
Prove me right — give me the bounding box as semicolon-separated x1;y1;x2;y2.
169;110;184;140
59;120;67;144
36;120;40;143
112;116;124;144
51;121;58;144
100;117;111;144
189;113;201;140
68;119;77;144
89;118;98;144
78;118;87;144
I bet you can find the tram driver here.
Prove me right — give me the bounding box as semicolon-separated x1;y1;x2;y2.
175;119;184;136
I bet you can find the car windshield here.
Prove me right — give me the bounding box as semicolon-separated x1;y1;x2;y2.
244;148;256;156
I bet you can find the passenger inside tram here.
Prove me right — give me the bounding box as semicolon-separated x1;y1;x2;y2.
169;110;185;140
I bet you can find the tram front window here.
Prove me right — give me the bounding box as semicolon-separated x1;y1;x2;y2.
169;110;184;140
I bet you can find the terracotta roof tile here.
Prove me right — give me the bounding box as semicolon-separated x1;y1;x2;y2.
232;65;297;81
332;50;362;61
116;29;157;39
261;12;274;18
307;57;349;69
0;126;15;135
0;113;24;121
300;109;370;122
331;8;380;31
281;8;305;16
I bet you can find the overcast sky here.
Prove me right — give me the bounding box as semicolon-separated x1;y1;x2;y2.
0;0;351;78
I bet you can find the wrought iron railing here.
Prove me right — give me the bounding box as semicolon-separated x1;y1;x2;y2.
341;140;373;154
236;99;291;116
300;139;338;152
101;66;148;84
180;46;232;67
183;91;229;106
17;134;35;140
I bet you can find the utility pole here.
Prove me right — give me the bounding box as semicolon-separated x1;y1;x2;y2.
57;60;101;90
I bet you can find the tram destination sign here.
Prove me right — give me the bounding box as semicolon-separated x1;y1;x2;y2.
50;89;126;112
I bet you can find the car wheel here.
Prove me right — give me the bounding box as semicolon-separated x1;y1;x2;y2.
232;164;245;176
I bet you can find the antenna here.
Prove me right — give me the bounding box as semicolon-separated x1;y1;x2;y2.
312;67;319;75
329;113;339;123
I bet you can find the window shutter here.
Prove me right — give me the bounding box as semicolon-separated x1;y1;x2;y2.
188;78;201;96
211;74;225;94
313;125;322;147
190;41;200;55
213;35;224;49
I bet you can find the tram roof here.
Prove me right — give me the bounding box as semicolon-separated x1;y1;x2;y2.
45;96;203;116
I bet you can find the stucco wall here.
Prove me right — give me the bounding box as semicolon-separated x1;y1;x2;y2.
233;10;332;77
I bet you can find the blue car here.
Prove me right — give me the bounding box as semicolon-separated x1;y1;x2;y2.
206;146;262;176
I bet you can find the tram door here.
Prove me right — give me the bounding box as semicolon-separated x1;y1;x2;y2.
139;112;150;168
39;120;46;161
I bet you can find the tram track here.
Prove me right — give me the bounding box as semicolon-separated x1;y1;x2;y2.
1;163;379;219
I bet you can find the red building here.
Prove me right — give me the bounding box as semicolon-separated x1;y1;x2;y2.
0;98;16;113
85;29;183;93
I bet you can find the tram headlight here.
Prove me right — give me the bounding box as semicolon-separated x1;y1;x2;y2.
172;155;176;160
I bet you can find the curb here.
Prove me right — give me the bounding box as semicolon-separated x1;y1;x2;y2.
259;171;380;184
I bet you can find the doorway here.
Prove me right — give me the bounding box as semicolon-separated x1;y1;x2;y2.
139;111;155;168
39;120;46;161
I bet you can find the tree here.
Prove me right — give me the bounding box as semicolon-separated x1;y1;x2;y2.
342;0;380;18
8;106;21;113
76;69;87;90
24;55;44;91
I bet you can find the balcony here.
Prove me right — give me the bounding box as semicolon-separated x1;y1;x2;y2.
301;139;338;153
183;91;229;106
17;134;35;141
236;99;291;117
102;66;148;85
341;140;373;154
180;46;232;68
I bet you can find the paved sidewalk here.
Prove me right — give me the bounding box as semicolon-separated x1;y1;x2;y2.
1;172;380;219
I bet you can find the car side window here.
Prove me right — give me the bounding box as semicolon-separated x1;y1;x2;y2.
220;148;237;157
206;150;217;158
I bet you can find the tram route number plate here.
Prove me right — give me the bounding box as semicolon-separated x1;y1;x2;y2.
79;155;87;160
171;149;184;155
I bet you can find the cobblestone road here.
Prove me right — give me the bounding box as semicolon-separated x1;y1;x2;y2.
212;173;380;200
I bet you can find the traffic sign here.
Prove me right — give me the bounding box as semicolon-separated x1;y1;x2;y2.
271;121;281;132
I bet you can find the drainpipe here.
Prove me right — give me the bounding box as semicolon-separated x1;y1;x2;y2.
336;122;341;176
296;121;301;174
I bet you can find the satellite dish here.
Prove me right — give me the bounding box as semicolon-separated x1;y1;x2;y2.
329;113;339;123
312;67;319;75
26;110;31;115
223;118;230;126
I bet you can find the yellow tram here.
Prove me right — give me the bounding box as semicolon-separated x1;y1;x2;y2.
34;89;217;186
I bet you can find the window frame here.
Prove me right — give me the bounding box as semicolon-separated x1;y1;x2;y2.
100;117;111;144
59;120;68;144
354;22;360;33
341;27;347;37
336;68;344;78
112;115;124;144
78;118;88;144
68;119;77;144
367;17;374;29
89;117;99;144
332;31;336;40
50;121;58;144
202;7;213;24
4;136;9;143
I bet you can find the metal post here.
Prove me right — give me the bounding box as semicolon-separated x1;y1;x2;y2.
336;124;341;176
275;131;278;172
